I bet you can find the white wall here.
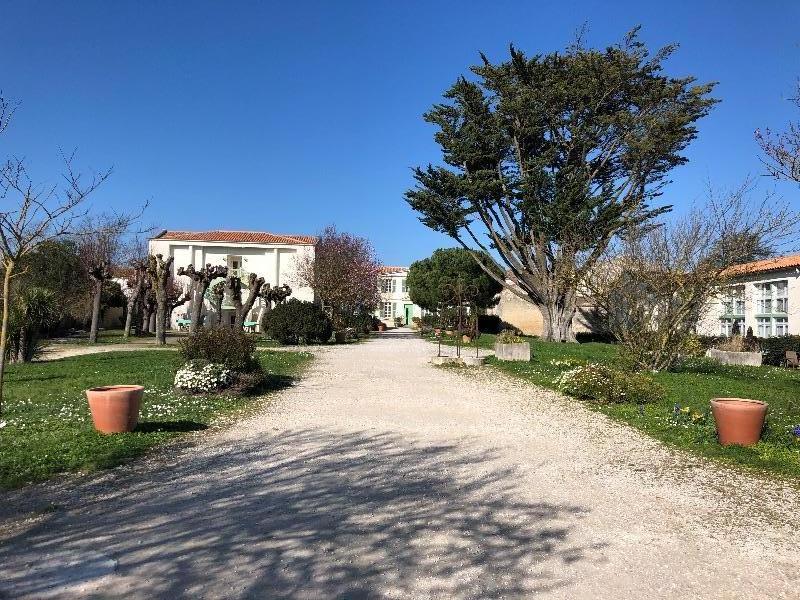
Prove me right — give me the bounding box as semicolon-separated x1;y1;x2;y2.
148;238;315;329
375;271;423;326
697;268;800;337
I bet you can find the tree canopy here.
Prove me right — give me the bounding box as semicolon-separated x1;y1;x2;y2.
407;248;502;312
405;29;717;341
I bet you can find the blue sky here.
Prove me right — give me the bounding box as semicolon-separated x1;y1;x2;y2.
1;1;799;265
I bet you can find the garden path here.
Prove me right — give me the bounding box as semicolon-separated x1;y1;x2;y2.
2;328;799;598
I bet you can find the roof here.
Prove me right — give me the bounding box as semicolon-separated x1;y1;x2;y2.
151;230;317;245
379;265;407;274
725;254;800;277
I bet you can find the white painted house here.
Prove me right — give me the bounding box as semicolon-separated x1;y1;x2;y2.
697;254;800;337
376;266;423;327
148;230;316;329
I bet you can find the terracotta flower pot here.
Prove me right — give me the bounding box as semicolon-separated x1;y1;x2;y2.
710;397;767;447
86;385;144;434
377;323;387;332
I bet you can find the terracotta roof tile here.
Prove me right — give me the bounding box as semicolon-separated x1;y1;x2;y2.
725;254;800;276
152;230;317;245
379;265;406;274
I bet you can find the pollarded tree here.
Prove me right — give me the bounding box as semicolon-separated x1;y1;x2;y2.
227;272;267;329
210;280;226;326
123;260;147;338
407;248;502;312
405;30;717;341
259;283;292;334
295;225;380;329
177;263;228;332
146;254;173;345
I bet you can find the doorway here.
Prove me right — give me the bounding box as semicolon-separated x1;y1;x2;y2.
404;304;414;326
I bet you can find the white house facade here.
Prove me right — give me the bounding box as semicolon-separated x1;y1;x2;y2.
148;230;316;329
375;266;423;327
697;254;800;338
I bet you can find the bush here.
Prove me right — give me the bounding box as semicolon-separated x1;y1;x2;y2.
556;363;665;404
264;299;333;344
178;327;258;373
174;359;233;393
758;335;800;366
575;331;615;344
478;314;502;334
496;329;523;344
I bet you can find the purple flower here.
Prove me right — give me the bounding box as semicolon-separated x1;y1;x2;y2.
792;425;800;438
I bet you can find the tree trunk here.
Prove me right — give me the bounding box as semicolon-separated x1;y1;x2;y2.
189;285;205;333
88;279;103;343
142;304;152;333
17;328;28;363
155;301;166;344
123;297;137;338
539;297;577;343
149;312;156;333
0;260;14;414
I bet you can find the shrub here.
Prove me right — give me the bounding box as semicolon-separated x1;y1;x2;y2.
556;363;665;404
264;299;333;344
478;314;502;334
496;329;524;344
178;327;258;373
575;331;616;344
758;335;800;366
174;360;233;393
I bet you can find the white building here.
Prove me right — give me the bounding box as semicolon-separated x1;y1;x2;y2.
376;266;423;327
698;254;800;337
148;230;316;329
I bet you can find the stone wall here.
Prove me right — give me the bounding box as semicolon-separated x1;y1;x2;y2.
494;289;597;336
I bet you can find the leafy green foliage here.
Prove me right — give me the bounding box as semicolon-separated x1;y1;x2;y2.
407;247;502;312
557;363;665;404
0;350;311;487
405;29;717;341
264;299;333;344
178;327;259;373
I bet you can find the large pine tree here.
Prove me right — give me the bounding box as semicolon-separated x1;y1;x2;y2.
405;30;716;341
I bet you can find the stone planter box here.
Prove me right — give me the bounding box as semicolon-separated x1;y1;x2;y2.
495;342;531;362
430;356;463;366
705;348;762;367
462;356;486;367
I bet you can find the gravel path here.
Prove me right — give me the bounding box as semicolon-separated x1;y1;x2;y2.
2;329;799;599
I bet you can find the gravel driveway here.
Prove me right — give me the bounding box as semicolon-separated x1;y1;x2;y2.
2;329;799;599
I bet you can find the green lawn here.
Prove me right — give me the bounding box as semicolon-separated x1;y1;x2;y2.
433;332;800;479
0;349;311;488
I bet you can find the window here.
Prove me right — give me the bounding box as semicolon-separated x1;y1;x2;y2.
720;318;744;337
756;280;788;314
382;302;394;318
775;317;789;336
722;286;744;316
227;255;244;277
381;278;395;294
776;281;789;313
757;317;772;338
401;278;408;293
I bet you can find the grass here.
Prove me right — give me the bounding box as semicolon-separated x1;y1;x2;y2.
431;332;800;480
0;349;311;488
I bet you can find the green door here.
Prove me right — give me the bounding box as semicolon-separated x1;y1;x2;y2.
404;304;414;326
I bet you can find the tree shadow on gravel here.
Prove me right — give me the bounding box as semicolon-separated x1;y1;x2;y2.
0;429;603;599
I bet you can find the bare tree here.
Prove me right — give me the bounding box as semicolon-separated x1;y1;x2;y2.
176;263;227;332
163;278;191;332
123;260;147;338
227;272;267;329
0;99;110;410
294;225;380;329
587;182;800;371
210;280;225;326
756;81;800;184
140;284;156;334
77;213;141;343
146;254;174;345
